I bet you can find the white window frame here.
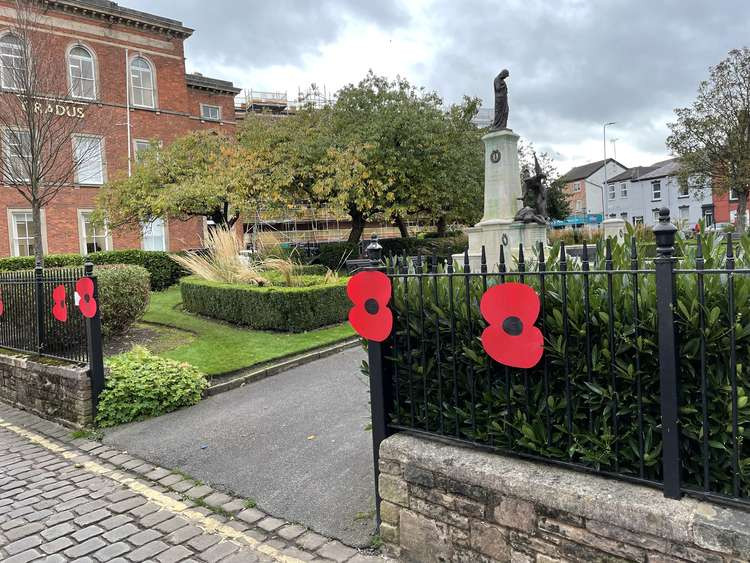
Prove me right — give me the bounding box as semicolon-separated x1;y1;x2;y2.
0;33;25;91
78;209;111;255
575;199;583;212
133;138;151;162
7;208;46;257
678;206;690;222
141;217;167;251
130;56;156;109
572;182;581;193
200;103;221;121
620;183;627;198
68;44;96;100
651;180;662;201
72;134;105;185
677;182;689;199
652;209;661;222
3;128;30;183
607;184;616;200
632;216;644;226
730;188;738;201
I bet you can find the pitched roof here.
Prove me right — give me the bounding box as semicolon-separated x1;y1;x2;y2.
559;158;627;182
639;158;680;180
606;158;680;183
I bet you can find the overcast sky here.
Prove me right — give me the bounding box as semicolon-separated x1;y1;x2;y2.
128;0;750;174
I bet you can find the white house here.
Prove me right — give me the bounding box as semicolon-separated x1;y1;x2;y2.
560;159;629;218
604;158;713;228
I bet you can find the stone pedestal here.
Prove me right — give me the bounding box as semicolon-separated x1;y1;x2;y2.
453;128;548;270
603;217;626;242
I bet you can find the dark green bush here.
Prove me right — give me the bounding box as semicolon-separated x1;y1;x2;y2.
294;264;329;275
0;254;82;271
88;250;184;291
180;276;350;332
316;241;359;270
96;346;207;427
387;232;750;499
95;265;150;337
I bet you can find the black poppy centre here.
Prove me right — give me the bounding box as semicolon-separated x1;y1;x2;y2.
502;315;523;336
365;298;380;315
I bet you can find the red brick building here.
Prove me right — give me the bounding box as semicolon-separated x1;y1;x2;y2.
0;0;240;257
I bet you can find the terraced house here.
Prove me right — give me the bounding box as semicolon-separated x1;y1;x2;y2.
0;0;239;257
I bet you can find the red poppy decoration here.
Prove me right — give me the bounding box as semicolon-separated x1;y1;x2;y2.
480;282;543;369
75;277;97;319
346;271;393;342
0;288;4;317
52;284;67;322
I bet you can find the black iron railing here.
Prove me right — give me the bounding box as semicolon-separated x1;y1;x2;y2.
367;209;750;526
0;261;105;413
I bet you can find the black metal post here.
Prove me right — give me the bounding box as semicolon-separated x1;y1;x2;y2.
84;261;105;420
653;207;681;500
34;259;44;355
368;336;393;528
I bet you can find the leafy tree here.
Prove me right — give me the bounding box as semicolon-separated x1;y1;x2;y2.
668;47;750;231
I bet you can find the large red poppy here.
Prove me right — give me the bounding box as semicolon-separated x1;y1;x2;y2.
480;282;543;369
75;277;97;319
346;271;393;342
0;288;4;317
52;284;67;322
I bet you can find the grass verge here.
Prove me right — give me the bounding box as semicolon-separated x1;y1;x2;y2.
139;286;355;376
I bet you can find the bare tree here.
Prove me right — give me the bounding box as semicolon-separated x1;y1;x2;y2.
667;47;750;232
0;0;110;264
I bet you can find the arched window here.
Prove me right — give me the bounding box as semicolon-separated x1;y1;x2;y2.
0;34;25;90
130;56;154;108
69;45;95;99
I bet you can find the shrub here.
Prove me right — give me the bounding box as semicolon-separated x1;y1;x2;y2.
180;275;350;332
316;241;359;270
96;346;207;427
89;250;184;291
0;254;82;271
388;232;750;498
95;265;150;337
294;264;328;276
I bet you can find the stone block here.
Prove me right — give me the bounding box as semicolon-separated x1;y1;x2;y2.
399;508;456;563
493;496;536;532
379;501;400;526
404;465;434;488
470;520;509;561
379;459;401;476
379;473;408;506
693;503;750;557
586;519;668;553
410;496;469;530
510;549;534;563
539;518;645;561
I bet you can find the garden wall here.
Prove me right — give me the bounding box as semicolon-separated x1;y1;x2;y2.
0;353;92;428
379;433;750;562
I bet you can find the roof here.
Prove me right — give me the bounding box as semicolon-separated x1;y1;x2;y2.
45;0;194;38
186;73;241;95
606;158;680;183
559;158;627;182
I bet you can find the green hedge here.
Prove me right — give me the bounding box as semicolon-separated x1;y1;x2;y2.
315;234;468;270
96;265;150;337
0;250;184;291
180;276;350;332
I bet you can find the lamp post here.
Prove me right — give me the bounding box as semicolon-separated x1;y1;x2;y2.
610;137;619;161
603;121;616;219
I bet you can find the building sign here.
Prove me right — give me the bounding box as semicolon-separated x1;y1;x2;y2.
19;97;86;119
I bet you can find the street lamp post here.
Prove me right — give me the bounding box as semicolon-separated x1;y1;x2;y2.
602;121;616;219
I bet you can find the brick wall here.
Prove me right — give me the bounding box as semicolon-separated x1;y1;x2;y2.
0;352;93;428
0;1;238;257
379;433;750;562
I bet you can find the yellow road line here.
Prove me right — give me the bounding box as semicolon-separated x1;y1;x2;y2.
0;419;304;563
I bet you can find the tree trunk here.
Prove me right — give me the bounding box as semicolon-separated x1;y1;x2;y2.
32;200;44;267
436;215;447;236
348;210;366;244
395;216;409;238
738;191;748;233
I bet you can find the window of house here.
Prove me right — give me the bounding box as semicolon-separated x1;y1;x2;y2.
572;182;581;193
130;57;155;108
632;216;644;225
575;200;583;212
142;217;166;251
620;183;627;198
678;181;689;198
200;104;221;121
73;135;104;185
608;184;616;200
620;212;628;220
0;34;24;91
10;211;36;256
651;181;661;201
653;209;661;222
730;188;738;201
78;211;109;254
679;206;690;222
703;209;714;226
69;46;95;100
3;129;30;182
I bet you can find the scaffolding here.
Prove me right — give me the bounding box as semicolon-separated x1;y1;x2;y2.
235;85;335;119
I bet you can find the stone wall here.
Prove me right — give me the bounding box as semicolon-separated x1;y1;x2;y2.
379;433;750;562
0;353;92;427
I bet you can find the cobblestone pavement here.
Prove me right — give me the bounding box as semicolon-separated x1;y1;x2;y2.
0;402;387;563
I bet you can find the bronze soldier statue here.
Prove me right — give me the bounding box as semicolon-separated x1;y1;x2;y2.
514;154;548;225
490;69;509;130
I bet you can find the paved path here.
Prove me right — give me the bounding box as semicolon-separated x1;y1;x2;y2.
104;348;376;548
0;401;385;562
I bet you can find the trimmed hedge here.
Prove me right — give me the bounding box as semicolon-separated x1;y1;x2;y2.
315;234;469;270
0;250;184;291
96;265;151;337
180;276;350;332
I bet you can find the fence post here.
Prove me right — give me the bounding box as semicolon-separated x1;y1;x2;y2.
653;207;681;499
84;261;105;420
34;259;44;355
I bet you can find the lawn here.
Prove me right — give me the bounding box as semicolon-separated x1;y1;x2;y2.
138;286;355;376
